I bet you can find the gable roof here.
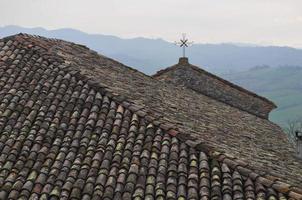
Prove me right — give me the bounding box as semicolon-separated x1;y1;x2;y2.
153;57;275;106
153;57;276;119
0;33;301;199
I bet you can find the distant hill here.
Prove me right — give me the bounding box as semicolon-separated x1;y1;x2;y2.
1;25;302;126
1;25;302;75
224;66;302;126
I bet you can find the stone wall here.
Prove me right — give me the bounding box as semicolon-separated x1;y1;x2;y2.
154;57;276;119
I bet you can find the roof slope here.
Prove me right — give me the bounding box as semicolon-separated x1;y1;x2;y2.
0;34;301;199
153;57;275;106
153;57;276;119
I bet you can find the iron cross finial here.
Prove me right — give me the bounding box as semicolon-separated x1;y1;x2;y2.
175;33;193;57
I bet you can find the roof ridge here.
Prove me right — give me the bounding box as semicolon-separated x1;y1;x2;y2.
2;33;276;120
209;149;302;199
61;67;302;199
153;61;276;107
2;34;301;199
2;33;152;80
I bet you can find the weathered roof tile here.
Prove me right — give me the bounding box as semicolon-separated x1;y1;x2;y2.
0;34;300;199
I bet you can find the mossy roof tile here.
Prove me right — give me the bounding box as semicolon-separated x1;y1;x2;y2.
0;34;301;199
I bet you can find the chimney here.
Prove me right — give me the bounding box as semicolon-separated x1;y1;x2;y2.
178;57;189;65
296;131;302;158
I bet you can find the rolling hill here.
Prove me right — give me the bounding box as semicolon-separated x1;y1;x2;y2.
224;66;302;126
2;25;302;74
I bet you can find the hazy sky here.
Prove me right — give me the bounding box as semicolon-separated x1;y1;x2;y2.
1;0;302;47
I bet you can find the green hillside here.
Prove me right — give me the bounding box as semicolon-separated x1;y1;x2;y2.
223;66;302;127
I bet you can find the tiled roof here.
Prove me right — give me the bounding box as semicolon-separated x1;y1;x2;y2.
153;57;275;107
152;57;276;119
0;34;301;199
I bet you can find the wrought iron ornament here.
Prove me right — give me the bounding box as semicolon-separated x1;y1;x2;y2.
175;33;193;57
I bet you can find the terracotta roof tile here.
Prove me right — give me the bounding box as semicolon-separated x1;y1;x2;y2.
0;34;301;199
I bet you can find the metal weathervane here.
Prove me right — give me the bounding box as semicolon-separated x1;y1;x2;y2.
175;33;193;57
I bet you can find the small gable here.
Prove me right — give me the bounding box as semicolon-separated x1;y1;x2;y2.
153;57;276;119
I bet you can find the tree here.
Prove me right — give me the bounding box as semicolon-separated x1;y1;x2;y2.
284;119;302;147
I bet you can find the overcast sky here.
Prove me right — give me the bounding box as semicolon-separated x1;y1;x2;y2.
1;0;302;47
